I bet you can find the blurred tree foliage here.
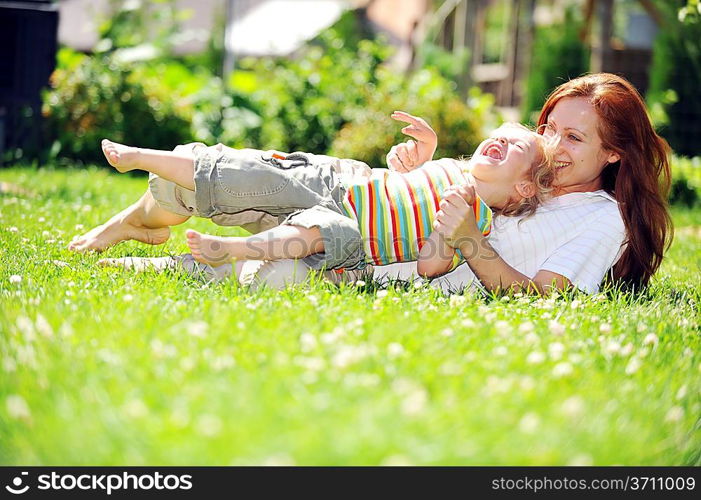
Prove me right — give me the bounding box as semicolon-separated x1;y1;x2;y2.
647;0;701;157
43;2;496;166
521;7;590;124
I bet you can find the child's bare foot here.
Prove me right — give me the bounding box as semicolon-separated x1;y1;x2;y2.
101;139;142;173
186;230;237;267
69;222;170;252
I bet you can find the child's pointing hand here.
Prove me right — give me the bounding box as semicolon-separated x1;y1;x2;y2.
386;111;438;172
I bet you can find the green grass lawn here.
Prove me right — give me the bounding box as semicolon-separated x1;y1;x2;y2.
1;165;700;465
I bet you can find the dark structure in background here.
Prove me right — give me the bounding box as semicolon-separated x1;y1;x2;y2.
0;0;58;163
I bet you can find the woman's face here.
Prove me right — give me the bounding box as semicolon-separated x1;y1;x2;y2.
543;97;620;194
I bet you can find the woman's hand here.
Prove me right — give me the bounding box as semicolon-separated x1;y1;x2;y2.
433;185;480;249
386;111;437;172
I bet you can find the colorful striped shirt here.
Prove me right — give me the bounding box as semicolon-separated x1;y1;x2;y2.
341;159;493;267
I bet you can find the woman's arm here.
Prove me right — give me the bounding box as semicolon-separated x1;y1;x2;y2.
417;230;456;277
434;187;573;294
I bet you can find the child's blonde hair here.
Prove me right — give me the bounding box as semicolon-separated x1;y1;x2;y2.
495;122;557;218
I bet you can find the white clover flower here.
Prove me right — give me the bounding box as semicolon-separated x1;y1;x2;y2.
387;342;405;358
570;300;582;310
643;333;659;346
439;362;462;376
493;346;508;357
35;314;53;338
401;387;428;416
560;396;585;418
664;406;684;423
179;357;195;372
59;322;74;337
637;323;647;333
519;376;535;391
461;318;476;328
42;230;51;238
567;454;593;466
123;294;133;302
548;320;566;336
552;361;573;377
494;319;511;332
3;356;17;373
625;357;642;375
376;290;389;298
500;295;511;302
16;316;35;341
37;216;45;222
524;332;540;345
569;353;584;365
321;327;345;345
549;342;566;360
9;275;21;284
195;414;223;437
381;455;415;466
676;385;687;400
74;224;84;231
604;341;621;355
599;323;612;334
122;398;148;419
8;226;18;233
300;332;317;352
187;321;208;338
620;343;634;357
518;412;540;433
212;354;235;371
354;280;366;287
331;345;368;369
449;295;467;307
6;395;31;420
518;321;535;333
526;351;545;365
295;356;325;372
484;375;512;395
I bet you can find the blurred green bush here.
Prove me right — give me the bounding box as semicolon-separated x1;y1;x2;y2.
647;0;701;157
521;7;589;124
330;75;496;167
42;4;496;168
43;50;192;163
670;155;701;207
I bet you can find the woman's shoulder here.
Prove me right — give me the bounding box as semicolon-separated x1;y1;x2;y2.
494;190;624;234
540;190;622;222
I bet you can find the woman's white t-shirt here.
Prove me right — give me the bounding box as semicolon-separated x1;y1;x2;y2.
373;190;626;294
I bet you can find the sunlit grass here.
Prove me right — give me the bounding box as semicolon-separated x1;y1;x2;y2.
1;165;699;465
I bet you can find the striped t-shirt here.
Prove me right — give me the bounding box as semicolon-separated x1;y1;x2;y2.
340;159;493;266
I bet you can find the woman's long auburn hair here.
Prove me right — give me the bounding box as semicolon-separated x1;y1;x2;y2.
537;73;673;289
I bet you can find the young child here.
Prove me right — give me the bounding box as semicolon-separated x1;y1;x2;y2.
99;122;554;277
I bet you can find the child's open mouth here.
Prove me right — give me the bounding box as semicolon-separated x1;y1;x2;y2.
483;143;504;160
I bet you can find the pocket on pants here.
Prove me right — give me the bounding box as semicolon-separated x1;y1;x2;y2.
215;156;292;198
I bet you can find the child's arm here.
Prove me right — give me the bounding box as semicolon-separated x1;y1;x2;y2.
417;230;457;277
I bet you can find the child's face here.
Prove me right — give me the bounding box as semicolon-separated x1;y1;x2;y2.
470;125;539;200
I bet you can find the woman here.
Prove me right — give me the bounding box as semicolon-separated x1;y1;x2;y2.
80;73;672;293
388;72;673;293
